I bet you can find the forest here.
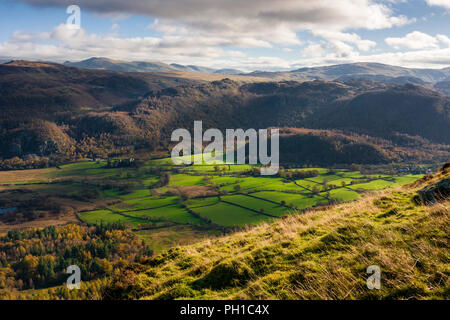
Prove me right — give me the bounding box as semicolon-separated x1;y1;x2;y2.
0;222;152;297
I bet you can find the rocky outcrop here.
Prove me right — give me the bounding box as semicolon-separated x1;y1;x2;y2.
417;178;450;204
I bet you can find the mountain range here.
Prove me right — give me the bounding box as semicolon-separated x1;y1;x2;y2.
62;58;450;82
64;57;243;75
247;62;450;86
60;58;450;94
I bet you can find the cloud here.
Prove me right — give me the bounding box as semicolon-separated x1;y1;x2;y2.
3;1;448;71
0;24;246;65
425;0;450;9
437;34;450;47
313;31;377;54
299;31;378;61
385;31;440;49
2;23;450;71
291;47;450;70
302;43;326;57
17;0;411;48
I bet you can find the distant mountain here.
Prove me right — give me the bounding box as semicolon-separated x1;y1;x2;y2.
214;68;243;75
64;57;179;73
335;74;427;86
434;80;450;95
64;59;450;85
247;62;450;84
65;57;231;74
169;63;215;74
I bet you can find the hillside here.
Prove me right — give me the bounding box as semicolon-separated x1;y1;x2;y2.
103;166;449;300
115;80;450;162
315;84;450;144
0;62;449;168
122;79;450;145
63;60;450;85
248;62;450;84
278;128;398;165
65;57;230;74
0;60;198;117
335;74;427;86
435;80;450;96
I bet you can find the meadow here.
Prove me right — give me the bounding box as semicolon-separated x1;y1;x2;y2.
0;156;424;250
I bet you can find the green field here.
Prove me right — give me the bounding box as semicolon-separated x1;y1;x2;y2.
192;202;272;226
110;196;178;211
48;159;427;229
124;205;204;225
250;191;324;209
169;174;205;186
1;155;427;245
221;194;287;217
186;196;220;208
79;209;147;227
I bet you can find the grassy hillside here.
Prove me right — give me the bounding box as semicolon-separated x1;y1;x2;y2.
103;168;449;300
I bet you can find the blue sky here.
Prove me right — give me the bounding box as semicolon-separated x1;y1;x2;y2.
0;0;449;71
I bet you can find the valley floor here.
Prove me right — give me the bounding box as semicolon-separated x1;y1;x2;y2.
0;157;425;252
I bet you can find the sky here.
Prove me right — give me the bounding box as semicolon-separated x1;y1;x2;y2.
0;0;449;71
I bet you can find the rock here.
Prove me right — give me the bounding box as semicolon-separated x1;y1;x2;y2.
441;162;450;173
417;178;450;204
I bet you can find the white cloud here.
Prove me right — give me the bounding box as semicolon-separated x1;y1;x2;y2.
2;1;448;71
17;0;412;50
425;0;450;9
291;46;450;70
0;24;246;65
302;43;326;57
385;31;439;49
437;34;450;47
313;30;377;53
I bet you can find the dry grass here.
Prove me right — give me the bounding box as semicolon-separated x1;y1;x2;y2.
153;71;270;83
0;168;53;185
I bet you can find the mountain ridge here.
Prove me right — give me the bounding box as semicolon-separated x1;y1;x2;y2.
58;58;450;84
248;62;450;84
63;57;243;75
